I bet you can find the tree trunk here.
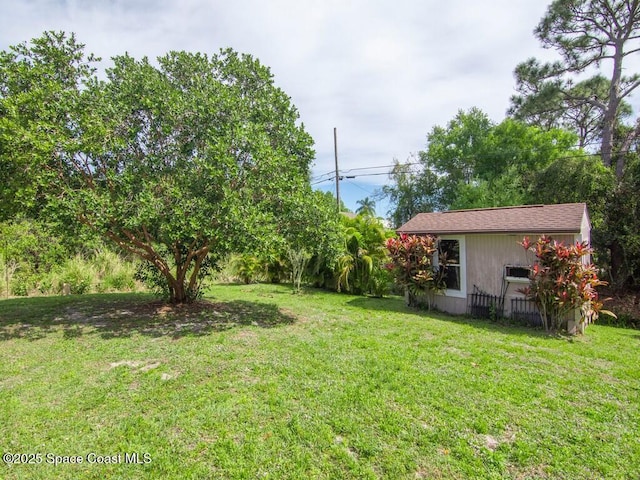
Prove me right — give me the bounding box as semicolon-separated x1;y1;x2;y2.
616;153;627;179
601;112;615;168
169;246;209;304
167;276;189;304
601;90;620;170
609;239;627;290
603;41;624;173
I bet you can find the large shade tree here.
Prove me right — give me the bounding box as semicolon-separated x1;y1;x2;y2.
1;32;317;303
421;107;493;209
509;0;640;177
510;75;632;149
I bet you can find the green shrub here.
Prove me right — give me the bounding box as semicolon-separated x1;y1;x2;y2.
386;233;445;308
598;312;639;329
55;256;95;294
0;221;140;296
369;267;393;298
336;214;394;295
262;254;289;284
36;275;55;295
520;236;613;332
135;260;169;298
93;249;137;292
10;273;31;297
230;254;262;284
102;270;136;291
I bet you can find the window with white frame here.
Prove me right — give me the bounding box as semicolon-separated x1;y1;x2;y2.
434;236;466;298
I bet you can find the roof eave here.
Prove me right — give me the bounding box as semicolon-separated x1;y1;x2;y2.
396;229;582;235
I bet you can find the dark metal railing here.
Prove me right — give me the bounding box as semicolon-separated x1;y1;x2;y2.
510;297;543;327
468;286;504;319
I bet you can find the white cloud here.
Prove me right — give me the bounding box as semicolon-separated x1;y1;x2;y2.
1;0;576;209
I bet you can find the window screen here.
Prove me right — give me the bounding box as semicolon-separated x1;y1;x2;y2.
439;239;461;291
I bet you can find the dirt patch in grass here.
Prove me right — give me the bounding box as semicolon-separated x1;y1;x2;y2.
71;299;233;322
0;295;297;341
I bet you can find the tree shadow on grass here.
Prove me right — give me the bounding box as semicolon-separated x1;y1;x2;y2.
346;296;559;340
0;294;296;341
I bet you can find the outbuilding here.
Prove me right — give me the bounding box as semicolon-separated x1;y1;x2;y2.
397;203;591;322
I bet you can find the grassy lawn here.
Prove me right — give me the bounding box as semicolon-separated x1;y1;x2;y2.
0;284;638;479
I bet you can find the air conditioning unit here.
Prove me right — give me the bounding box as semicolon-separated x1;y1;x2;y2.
505;265;530;282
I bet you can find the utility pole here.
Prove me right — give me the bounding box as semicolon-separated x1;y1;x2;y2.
334;127;340;211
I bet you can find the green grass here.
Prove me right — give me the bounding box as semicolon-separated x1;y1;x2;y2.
1;284;639;479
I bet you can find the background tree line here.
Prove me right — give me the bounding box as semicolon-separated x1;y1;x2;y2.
383;0;640;290
3;1;640;300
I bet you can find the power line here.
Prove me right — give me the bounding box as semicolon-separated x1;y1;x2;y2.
314;140;605;179
310;170;336;181
344;172;394;178
313;133;617;180
344;179;377;195
311;162;421;183
310;139;634;193
341;164;414;174
311;177;334;186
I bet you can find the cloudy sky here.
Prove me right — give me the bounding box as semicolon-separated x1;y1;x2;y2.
0;0;558;215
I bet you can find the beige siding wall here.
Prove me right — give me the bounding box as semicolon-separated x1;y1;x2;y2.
580;211;592;263
580;214;591;245
435;233;577;316
432;295;467;315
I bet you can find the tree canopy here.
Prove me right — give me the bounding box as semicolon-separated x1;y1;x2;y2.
381;157;441;228
355;197;376;217
421;107;493;209
509;0;640;177
383;109;580;226
0;32;326;303
0;31;97;222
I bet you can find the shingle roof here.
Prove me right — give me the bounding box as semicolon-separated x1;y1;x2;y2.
397;203;589;235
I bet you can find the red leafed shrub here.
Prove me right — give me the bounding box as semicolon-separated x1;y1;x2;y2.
386;233;444;308
520;235;614;332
